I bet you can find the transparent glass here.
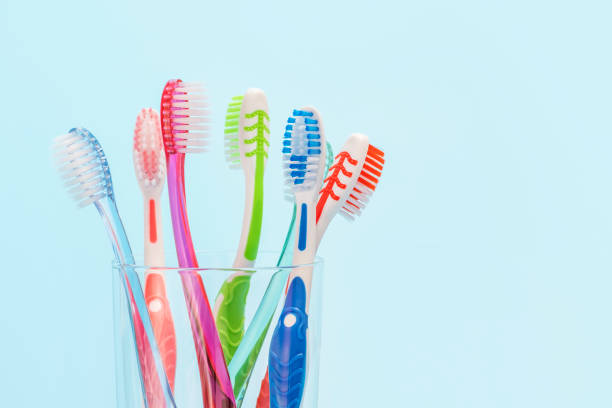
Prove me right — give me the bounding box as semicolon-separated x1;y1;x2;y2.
112;251;324;408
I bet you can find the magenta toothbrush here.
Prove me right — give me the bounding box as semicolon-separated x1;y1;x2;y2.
160;79;235;407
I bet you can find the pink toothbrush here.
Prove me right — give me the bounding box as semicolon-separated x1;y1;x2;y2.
160;79;235;407
133;108;177;390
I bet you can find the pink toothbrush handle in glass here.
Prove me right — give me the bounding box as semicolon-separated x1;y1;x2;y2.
145;273;177;391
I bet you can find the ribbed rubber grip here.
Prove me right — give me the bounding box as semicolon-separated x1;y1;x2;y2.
216;274;252;362
268;277;308;408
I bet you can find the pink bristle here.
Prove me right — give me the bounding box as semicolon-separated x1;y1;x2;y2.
134;108;164;184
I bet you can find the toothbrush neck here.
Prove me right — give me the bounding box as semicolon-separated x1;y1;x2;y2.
94;198;135;265
166;153;198;268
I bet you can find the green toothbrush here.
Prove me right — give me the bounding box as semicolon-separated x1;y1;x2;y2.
214;88;270;363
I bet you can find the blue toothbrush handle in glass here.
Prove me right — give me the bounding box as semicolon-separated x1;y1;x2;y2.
268;277;308;408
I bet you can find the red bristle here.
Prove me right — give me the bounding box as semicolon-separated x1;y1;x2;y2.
365;156;383;170
367;144;385;163
361;170;378;184
357;176;377;191
362;162;382;177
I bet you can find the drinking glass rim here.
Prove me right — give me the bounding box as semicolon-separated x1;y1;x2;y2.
112;250;324;272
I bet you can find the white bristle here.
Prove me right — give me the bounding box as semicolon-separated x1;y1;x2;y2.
53;129;110;208
339;207;357;221
164;81;210;154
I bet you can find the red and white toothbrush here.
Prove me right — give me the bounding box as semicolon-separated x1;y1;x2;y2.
133;108;177;391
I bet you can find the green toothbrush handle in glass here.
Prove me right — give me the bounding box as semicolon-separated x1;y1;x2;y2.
216;274;252;363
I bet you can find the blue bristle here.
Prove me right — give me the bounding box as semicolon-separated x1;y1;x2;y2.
290;155;307;162
284;109;324;191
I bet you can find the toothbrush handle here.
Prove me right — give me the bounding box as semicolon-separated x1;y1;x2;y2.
166;154;236;406
145;273;177;391
143;197;177;390
256;373;270;408
267;201;315;408
97;200;175;407
229;206;296;401
268;277;309;408
215;149;264;364
127;279;166;408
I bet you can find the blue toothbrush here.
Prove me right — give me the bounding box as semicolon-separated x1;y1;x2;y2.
268;108;327;408
53;128;175;407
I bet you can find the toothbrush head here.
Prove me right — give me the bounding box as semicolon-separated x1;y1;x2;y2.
282;107;327;198
316;133;385;224
133;108;165;195
160;79;210;155
224;88;270;172
53;127;114;207
341;143;384;220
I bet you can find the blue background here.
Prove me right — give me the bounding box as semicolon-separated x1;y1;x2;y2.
1;0;611;406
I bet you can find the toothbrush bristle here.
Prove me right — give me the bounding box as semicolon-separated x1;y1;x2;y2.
341;144;385;221
160;79;210;154
224;95;243;169
282;109;323;193
294;140;333;203
133;108;165;187
53;128;113;208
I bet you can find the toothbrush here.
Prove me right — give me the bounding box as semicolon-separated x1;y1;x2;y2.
53;128;175;408
214;88;270;364
161;79;236;407
268;107;327;408
229;142;333;403
133;108;177;390
259;133;385;408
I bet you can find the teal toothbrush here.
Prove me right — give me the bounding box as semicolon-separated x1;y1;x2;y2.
227;140;333;403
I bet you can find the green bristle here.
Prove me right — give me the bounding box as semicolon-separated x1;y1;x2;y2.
224;95;243;167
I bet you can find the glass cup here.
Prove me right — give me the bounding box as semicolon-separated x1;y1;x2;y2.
112;251;324;408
